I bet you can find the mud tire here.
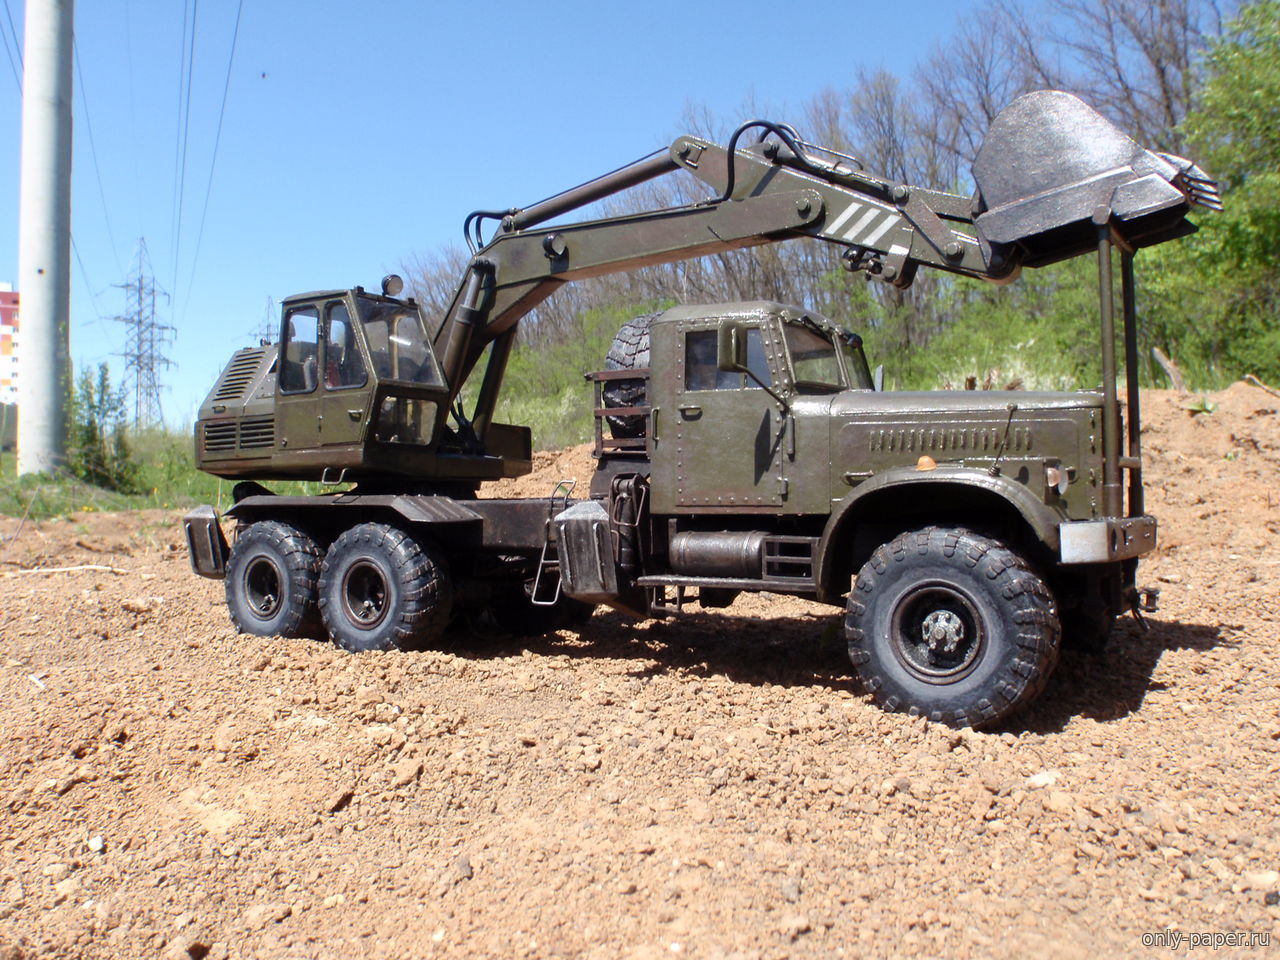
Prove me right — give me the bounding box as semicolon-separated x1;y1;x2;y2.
225;521;323;638
318;523;453;653
844;527;1060;729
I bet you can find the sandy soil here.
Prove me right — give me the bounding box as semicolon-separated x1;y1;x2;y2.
0;384;1277;959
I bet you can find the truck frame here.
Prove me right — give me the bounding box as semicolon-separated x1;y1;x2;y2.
184;91;1218;727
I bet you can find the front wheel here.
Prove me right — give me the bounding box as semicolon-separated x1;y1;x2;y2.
318;523;453;652
225;521;322;638
844;527;1060;729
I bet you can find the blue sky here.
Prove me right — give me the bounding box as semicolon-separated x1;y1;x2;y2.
0;0;967;424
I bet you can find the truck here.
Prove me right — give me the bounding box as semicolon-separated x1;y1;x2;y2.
183;90;1219;728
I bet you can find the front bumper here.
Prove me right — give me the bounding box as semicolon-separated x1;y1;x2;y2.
183;505;229;579
1058;515;1157;565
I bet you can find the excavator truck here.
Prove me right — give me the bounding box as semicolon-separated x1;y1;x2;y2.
183;91;1219;728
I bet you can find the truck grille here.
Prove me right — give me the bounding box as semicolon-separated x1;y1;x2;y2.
203;421;237;452
202;416;275;453
238;415;275;448
211;348;266;402
866;426;1033;454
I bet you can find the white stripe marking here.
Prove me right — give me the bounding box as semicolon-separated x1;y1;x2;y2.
843;209;881;242
861;215;899;247
824;202;863;237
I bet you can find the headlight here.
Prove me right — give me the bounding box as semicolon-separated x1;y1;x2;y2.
1045;462;1070;495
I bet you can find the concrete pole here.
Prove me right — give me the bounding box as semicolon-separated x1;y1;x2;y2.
17;0;74;476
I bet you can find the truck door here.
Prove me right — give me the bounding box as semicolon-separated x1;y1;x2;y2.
317;300;370;447
668;322;786;509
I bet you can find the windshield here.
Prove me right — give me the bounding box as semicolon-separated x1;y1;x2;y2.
837;330;875;390
356;298;444;386
783;321;844;391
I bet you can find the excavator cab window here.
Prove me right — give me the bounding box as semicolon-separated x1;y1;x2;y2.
323;302;367;390
280;306;320;394
357;297;444;387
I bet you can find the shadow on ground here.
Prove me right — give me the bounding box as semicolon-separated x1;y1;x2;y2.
438;606;1229;733
1015;615;1228;734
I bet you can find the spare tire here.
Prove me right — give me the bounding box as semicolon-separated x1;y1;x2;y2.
602;312;657;439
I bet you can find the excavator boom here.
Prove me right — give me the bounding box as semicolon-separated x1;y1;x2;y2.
435;91;1216;437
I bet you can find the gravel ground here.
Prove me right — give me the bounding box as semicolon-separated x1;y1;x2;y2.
0;383;1277;960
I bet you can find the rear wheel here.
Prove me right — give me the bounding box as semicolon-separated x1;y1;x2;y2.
225;521;322;638
844;527;1060;728
318;523;452;652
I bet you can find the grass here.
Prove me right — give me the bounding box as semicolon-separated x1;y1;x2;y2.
0;429;224;520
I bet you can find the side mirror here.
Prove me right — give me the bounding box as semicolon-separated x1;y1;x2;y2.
716;321;748;372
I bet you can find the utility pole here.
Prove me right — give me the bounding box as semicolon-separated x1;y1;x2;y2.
17;0;74;475
114;240;174;428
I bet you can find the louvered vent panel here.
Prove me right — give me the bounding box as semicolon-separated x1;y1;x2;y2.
237;415;275;449
211;349;266;403
203;422;237;452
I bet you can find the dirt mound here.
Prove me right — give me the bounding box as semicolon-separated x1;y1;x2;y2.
1;385;1278;958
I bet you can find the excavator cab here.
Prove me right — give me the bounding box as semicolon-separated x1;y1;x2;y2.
195;279;533;483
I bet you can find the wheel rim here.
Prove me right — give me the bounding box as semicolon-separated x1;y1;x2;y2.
244;556;284;621
889;580;985;684
340;560;390;629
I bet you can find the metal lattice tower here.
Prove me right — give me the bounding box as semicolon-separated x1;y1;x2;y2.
114;239;174;427
251;296;277;345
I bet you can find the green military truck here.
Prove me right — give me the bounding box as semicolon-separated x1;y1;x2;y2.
184;91;1218;727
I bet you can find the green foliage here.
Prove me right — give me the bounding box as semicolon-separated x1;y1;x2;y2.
1146;0;1280;385
0;427;226;520
67;364;139;493
489;301;671;450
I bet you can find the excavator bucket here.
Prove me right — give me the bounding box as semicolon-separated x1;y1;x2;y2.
972;90;1220;267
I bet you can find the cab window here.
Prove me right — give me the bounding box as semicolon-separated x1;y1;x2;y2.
358;298;444;386
280;306;319;394
683;327;772;391
324;302;367;390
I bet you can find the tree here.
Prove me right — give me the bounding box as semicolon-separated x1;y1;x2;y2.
1144;0;1280;383
68;363;139;492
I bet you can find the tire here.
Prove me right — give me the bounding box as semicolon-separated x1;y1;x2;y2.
318;523;453;652
489;586;595;637
602;312;657;439
844;527;1060;729
225;521;322;638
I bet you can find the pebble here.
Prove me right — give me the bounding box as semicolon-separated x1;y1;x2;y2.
87;836;105;854
1244;870;1280;888
242;902;291;929
325;787;355;814
391;758;423;787
780;912;811;940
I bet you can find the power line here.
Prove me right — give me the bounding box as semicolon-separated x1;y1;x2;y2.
170;0;200;308
71;236;120;352
183;0;243;314
73;39;124;278
0;0;20;94
168;1;191;306
2;0;22;69
123;0;143;237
